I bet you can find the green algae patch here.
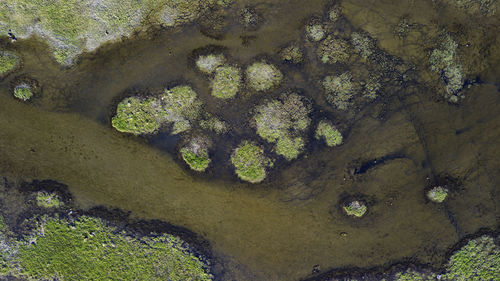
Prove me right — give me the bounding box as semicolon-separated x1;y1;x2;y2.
343;201;367;218
36;191;62;208
254;93;311;160
180;137;211;172
196;54;225;74
0;0;217;64
245;62;283;92
112;86;202;135
211;65;242;99
427;186;448;203
231;141;271;183
315;120;342;147
112;96;161;135
0;51;20;76
12;84;33;101
16;216;212;281
444;236;500;280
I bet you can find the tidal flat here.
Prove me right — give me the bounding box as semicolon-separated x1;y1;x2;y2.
0;0;499;280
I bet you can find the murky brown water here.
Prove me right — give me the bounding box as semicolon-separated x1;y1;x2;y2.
0;0;499;280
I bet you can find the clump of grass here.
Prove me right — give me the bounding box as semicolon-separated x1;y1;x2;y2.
317;36;350;64
16;216;213;281
231;141;272;183
394;269;435;281
343;201;367;218
254;93;311;160
306;23;325;42
427;186;448;203
196;54;225;74
36;192;62;208
0;51;20;76
199;114;228;134
112;96;161;135
13;84;33;101
323;72;355;110
180;136;211;172
279;43;303;64
211;65;242;99
245;61;283;92
444;235;500;280
315;120;342;147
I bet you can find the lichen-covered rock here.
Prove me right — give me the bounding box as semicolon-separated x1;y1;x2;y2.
196;54;225;74
231;141;272;183
180;136;211;172
0;51;20;76
317;36;350;64
254;93;311;160
315;120;342;147
323;72;355;110
245;62;283;92
211;65;242;99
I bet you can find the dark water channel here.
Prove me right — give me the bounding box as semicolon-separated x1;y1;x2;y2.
0;0;499;280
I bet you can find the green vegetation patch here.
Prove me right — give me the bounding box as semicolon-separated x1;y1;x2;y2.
231;141;271;183
351;32;375;60
279;43;304;64
211;65;242;99
323;72;355;110
13;84;33;101
36;192;62;208
315;120;342;147
159;85;202;134
318;36;350;64
343;201;367;218
16;216;212;281
427;186;448;203
200;114;228;134
444;235;500;280
254;93;311;160
196;54;225;74
180;137;211;172
245;62;283;92
394;269;435;281
306;23;325;42
112;96;161;135
0;51;20;76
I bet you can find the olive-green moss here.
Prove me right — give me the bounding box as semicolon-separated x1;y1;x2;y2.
427;186;448;203
199;114;228;134
211;65;242;99
279;43;304;64
315;120;342;147
231;141;271;183
180;137;211;172
36;192;62;208
343;201;367;218
323;72;354;110
16;216;212;281
245;62;283;92
394;269;435;281
112;96;161;135
13;84;33;101
254;93;311;160
0;51;20;76
112;86;202;135
196;54;225;74
444;236;500;280
317;36;350;64
0;0;217;64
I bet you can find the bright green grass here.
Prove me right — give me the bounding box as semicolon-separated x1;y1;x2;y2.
13;85;33;101
181;149;210;172
112;96;161;135
35;192;62;208
17;216;212;281
231;141;270;183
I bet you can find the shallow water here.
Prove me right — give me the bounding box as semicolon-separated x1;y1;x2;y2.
0;0;499;280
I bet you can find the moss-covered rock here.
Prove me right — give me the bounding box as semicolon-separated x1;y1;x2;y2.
231;141;271;183
444;235;500;280
35;191;62;208
0;0;218;64
0;51;20;76
343;201;367;218
13;83;33;101
245;62;283;92
317;36;350;64
180;136;211;172
196;54;225;74
315;120;342;147
279;43;304;64
323;72;355;110
211;65;242;99
427;186;448;203
112;96;161;135
15;216;213;280
254;93;311;160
